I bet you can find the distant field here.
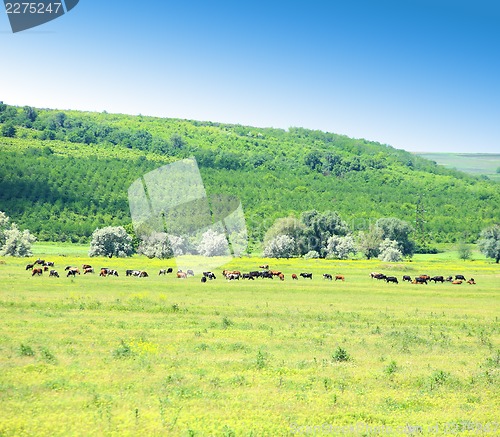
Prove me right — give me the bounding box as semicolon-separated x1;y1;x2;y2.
415;153;500;181
1;251;499;436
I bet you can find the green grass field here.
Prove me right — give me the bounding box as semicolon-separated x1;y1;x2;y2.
415;153;500;182
0;250;499;436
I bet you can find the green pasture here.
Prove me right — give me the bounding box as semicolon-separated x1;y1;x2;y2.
415;153;500;182
0;251;498;436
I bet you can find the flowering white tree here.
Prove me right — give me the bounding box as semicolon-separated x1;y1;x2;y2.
89;226;134;258
0;223;36;257
137;232;173;259
263;235;296;259
378;239;403;262
326;235;357;260
197;229;229;257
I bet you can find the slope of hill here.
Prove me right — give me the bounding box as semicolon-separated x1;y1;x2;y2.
1;103;499;245
415;153;500;182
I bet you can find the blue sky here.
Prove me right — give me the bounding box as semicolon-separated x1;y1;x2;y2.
1;0;499;153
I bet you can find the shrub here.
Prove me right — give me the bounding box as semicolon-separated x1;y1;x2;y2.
196;229;229;257
332;346;351;362
263;235;296;259
89;226;134;258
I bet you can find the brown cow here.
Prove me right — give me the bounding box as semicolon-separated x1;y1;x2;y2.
467;278;476;285
83;267;94;274
67;268;80;277
177;272;187;279
335;275;345;281
99;268;108;277
452;280;463;285
82;264;92;270
31;268;43;276
271;270;282;276
278;273;285;281
291;274;298;280
259;264;269;269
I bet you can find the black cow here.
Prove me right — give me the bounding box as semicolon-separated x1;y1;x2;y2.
402;275;412;282
430;276;444;283
159;269;167;275
445;276;453;282
203;272;216;280
413;277;428;284
167;267;173;274
300;273;313;279
66;268;79;277
455;274;466;281
261;271;274;279
187;269;195;277
49;270;59;278
386;276;398;284
201;276;207;283
323;274;333;280
242;273;255;280
372;273;386;280
26;263;34;270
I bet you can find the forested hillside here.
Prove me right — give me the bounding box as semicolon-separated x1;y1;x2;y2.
0;102;498;246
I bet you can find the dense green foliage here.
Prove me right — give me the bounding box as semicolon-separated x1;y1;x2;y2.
0;103;499;245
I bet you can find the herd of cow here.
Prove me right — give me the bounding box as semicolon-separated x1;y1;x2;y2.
370;272;476;285
24;258;476;286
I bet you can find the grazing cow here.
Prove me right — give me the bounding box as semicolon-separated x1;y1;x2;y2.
64;266;73;271
323;274;333;280
223;270;241;278
44;261;55;267
83;267;94;274
292;274;298;280
82;264;92;270
455;275;466;281
385;276;398;284
100;268;109;277
31;268;43;276
467;278;476;285
159;269;167;275
335;275;345;281
35;259;45;265
26;263;35;270
67;268;80;277
167;267;173;274
248;271;260;279
372;273;386;280
139;271;148;278
187;269;195;277
278;273;285;281
271;270;282;276
49;270;59;278
413;277;428;284
226;273;240;280
419;275;431;281
242;273;255;280
43;266;49;272
300;273;313;279
261;271;274;279
259;264;269;269
108;269;119;277
430;276;444;283
445;276;453;282
201;276;207;283
402;275;412;282
203;272;216;280
177;272;187;279
452;280;463;285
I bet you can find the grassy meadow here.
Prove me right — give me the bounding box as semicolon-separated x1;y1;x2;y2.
0;248;499;436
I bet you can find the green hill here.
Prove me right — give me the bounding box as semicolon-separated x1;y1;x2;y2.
0;103;499;246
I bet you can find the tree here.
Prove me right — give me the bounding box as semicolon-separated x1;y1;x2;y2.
0;211;10;247
264;217;308;255
197;229;229;257
326;235;357;260
137;232;173;259
457;241;472;261
1;122;16;138
357;224;383;259
378;239;403;262
300;210;349;256
375;217;415;257
88;226;134;258
0;223;36;257
478;224;500;263
263;235;296;259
